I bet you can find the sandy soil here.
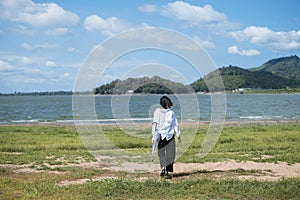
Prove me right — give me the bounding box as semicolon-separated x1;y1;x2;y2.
58;160;300;185
1;160;299;186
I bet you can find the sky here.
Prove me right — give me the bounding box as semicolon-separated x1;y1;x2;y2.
0;0;299;93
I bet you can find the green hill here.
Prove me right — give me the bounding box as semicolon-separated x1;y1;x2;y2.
251;55;300;80
191;55;300;92
95;55;300;94
191;66;298;92
94;76;193;95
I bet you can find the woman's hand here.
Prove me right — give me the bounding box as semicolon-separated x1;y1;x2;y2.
152;137;156;144
178;135;181;144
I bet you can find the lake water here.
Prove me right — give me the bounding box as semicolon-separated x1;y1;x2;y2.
0;94;299;124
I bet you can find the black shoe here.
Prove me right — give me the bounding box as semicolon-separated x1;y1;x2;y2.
164;172;172;179
160;169;166;177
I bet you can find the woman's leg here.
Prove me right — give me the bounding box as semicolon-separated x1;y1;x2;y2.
165;137;175;173
158;139;167;170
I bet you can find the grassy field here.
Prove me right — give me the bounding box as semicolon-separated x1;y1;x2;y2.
0;123;299;199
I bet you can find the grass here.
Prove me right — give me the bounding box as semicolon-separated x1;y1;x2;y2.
0;123;300;199
0;125;95;165
0;172;299;199
179;123;300;164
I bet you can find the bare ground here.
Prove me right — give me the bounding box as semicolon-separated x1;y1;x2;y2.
1;160;299;186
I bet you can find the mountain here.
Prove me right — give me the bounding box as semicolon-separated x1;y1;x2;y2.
191;55;300;92
95;55;300;94
191;65;298;92
251;55;300;81
94;76;193;95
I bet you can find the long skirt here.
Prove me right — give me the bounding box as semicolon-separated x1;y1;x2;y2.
158;135;175;172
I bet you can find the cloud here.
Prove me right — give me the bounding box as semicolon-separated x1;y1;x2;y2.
160;1;226;24
44;27;70;36
0;0;79;29
20;56;32;65
193;36;215;49
0;56;74;93
67;47;79;53
21;42;58;51
138;1;240;33
10;25;36;35
46;60;56;67
137;4;158;13
229;26;300;51
0;60;15;72
227;45;260;56
84;15;131;36
0;58;41;75
63;72;70;77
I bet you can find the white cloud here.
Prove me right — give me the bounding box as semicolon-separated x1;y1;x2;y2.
193;36;215;49
10;25;36;35
21;42;58;51
138;1;239;32
21;56;32;65
0;0;79;29
63;72;70;77
0;58;41;75
0;54;51;68
0;54;76;92
44;27;70;36
137;4;158;13
160;1;226;24
46;60;56;67
227;45;260;56
84;15;131;36
67;47;79;53
229;26;300;51
0;60;15;72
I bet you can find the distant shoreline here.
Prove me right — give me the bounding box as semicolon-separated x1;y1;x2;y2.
1;88;300;96
1;119;299;127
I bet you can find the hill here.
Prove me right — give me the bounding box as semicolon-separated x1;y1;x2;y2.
191;55;300;92
251;55;300;81
94;76;193;95
191;65;298;92
95;55;300;94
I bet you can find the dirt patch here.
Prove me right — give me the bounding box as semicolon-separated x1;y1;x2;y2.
58;160;300;185
0;160;103;174
173;161;300;179
101;160;300;179
1;160;299;186
58;175;118;186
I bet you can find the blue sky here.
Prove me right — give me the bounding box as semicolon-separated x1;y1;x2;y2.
0;0;299;93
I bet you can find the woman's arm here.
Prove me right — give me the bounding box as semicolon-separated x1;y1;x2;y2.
173;117;181;143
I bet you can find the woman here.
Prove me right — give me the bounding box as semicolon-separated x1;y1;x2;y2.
152;95;181;178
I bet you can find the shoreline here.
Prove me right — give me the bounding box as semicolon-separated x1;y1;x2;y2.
1;119;299;127
1;91;300;96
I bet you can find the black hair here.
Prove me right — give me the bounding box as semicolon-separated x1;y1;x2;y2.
160;95;173;109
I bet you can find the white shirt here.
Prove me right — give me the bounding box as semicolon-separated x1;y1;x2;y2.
152;108;180;141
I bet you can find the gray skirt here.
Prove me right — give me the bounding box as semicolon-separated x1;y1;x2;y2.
158;135;175;172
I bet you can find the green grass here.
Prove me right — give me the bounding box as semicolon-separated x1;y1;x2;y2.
0;173;299;199
0;123;300;199
179;123;300;164
1;124;299;165
0;125;95;165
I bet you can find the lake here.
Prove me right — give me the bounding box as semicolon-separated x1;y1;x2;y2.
0;94;299;124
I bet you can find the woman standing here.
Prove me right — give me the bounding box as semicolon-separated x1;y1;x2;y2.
152;95;181;178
